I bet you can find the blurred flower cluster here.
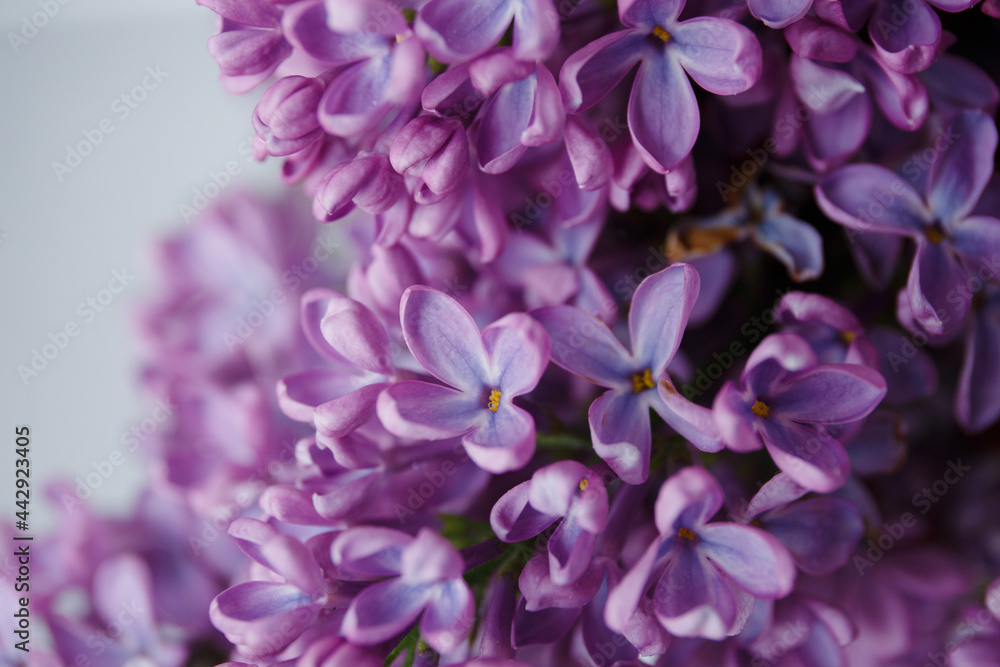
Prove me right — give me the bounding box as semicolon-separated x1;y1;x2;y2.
10;1;1000;666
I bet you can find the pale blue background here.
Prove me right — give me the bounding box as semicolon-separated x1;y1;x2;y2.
0;0;283;530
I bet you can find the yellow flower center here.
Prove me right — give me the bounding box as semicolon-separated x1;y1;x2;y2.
652;25;671;42
632;369;655;394
925;226;945;244
840;330;856;344
488;389;501;412
751;400;770;418
677;527;696;540
579;478;589;492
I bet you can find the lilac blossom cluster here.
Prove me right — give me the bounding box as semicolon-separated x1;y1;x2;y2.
11;1;1000;666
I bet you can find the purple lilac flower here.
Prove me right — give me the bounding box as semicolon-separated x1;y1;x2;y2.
560;0;762;172
491;461;609;585
415;0;561;64
278;288;402;442
606;467;796;639
668;186;825;282
335;527;475;653
535;264;722;484
713;332;887;492
209;519;344;658
377;286;550;473
817;110;1000;335
196;0;292;93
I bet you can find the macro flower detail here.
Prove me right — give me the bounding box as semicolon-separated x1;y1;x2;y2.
278;288;399;442
713;332;887;492
335;527;475;653
23;3;1000;666
415;0;561;64
605;467;796;639
816;109;1000;335
560;0;762;172
491;460;609;585
534;263;723;484
377;286;550;473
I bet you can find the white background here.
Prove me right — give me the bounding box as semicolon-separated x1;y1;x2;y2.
0;0;283;530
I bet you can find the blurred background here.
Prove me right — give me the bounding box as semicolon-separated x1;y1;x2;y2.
0;0;282;531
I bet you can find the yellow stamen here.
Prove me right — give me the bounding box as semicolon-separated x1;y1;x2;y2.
579;478;589;492
925;226;945;244
396;33;406;44
677;527;696;540
751;400;770;418
840;330;856;345
488;389;501;412
652;25;671;42
632;369;655;394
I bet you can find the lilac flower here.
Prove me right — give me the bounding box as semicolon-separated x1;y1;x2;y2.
415;0;561;64
209;519;343;658
740;594;857;667
283;0;426;139
48;554;188;667
196;0;292;93
818;0;978;74
390;114;470;203
252;75;326;160
377;286;550;473
560;0;762;172
775;291;879;367
534;264;723;484
491;461;609;585
668;186;824;282
713;332;887;492
491;215;613;322
816;110;1000;335
742;472;865;575
471;50;565;173
278;288;400;441
605;467;796;640
335;527;475;653
780;23;929;171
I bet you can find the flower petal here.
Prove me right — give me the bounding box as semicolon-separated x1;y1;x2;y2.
462;403;536;473
560;29;650;113
491;480;560;542
342;579;432;645
672;18;762;95
589;389;652;484
628;52;700;172
629;263;700;375
315;382;388;439
421;579;476;653
906;238;968;335
753;213;824;282
512;0;561;62
401;286;490;391
377;381;483;440
478;75;534;174
697;524;796;598
759;419;850;492
816;164;930;236
768;364;887;424
531;306;634;387
762;497;864;575
211;582;317;657
654;466;724;534
654;545;737;639
416;0;515;64
483;313;551;397
928;110;998;224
